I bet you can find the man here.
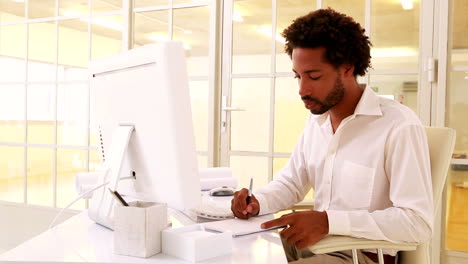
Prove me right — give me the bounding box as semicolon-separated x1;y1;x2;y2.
231;8;432;264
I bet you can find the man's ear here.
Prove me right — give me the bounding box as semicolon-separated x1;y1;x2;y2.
341;64;355;77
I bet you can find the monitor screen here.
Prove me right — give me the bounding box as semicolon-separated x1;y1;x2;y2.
88;41;201;229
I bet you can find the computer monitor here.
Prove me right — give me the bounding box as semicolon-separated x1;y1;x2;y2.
87;41;201;229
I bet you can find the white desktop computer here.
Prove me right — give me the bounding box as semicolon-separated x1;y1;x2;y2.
88;41;201;229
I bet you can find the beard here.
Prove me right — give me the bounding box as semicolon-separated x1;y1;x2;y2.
301;75;345;115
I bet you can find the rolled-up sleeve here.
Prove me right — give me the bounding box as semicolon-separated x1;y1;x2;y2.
255;132;314;215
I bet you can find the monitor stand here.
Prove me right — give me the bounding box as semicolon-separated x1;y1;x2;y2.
88;124;134;230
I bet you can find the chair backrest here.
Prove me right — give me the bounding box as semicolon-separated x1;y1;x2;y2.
400;127;456;264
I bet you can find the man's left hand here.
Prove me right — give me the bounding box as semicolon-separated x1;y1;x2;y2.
261;211;329;249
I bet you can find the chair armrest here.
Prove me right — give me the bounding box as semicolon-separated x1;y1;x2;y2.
308;235;418;254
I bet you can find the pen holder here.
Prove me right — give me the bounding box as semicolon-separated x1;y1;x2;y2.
113;201;167;258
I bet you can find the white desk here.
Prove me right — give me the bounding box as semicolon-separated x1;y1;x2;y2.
0;210;287;263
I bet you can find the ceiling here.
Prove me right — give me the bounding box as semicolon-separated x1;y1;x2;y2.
0;0;467;58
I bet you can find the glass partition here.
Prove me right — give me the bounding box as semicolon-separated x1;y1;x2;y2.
0;146;23;203
369;74;418;113
91;15;123;60
371;0;419;70
173;6;210;76
276;0;316;73
29;0;56;19
0;0;25;23
445;0;468;255
0;85;25;143
445;71;468;252
274;77;309;153
232;0;272;74
27;148;54;207
230;78;271;152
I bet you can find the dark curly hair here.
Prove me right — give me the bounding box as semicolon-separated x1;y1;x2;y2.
282;8;372;76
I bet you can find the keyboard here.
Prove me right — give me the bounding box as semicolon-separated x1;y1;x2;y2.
191;196;235;220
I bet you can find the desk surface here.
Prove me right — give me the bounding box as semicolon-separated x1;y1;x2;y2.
0;210;287;264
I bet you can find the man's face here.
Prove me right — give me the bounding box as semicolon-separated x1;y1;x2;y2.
292;47;345;115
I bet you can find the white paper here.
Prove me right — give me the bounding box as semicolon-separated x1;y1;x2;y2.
199;167;238;190
203;216;285;237
200;177;238;191
199;167;232;179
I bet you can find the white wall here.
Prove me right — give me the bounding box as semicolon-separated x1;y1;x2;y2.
0;201;78;254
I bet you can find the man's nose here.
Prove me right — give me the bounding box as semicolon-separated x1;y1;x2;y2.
298;79;310;97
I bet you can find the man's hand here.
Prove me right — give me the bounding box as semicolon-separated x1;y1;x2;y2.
231;188;260;219
261;211;329;249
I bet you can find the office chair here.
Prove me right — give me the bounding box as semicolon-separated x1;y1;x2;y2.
307;127;456;264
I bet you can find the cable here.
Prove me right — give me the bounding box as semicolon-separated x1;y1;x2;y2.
48;176;134;230
49;181;109;230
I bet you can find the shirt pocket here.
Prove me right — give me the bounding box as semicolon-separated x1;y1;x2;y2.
337;160;375;209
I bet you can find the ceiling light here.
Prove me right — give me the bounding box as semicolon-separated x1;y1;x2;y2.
148;33;169;42
184;44;192;50
183;29;193;34
89;16;123;31
62;9;122;31
370;47;417;57
232;6;245;22
12;0;24;2
256;25;286;44
232;12;244;22
401;0;413;10
61;10;83;17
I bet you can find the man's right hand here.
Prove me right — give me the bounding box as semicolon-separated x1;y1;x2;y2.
231;188;260;219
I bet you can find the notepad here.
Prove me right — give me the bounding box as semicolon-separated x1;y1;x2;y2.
203;216;286;237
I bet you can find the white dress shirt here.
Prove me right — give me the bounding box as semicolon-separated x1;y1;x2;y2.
255;87;433;254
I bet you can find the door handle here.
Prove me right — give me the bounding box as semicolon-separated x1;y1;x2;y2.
221;96;245;133
221;106;245;111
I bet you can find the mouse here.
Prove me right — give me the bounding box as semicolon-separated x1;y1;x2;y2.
209;186;235;196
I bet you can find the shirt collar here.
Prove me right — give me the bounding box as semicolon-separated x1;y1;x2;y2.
315;86;383;126
353;86;383;117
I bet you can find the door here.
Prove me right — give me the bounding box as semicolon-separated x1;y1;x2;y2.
219;0;432;204
440;0;468;262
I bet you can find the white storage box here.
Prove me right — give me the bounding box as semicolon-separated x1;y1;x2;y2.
113;201;167;258
162;224;232;262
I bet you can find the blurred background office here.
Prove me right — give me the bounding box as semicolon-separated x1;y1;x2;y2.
0;0;466;263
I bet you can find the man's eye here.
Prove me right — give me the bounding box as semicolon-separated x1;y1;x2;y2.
294;75;300;79
309;76;321;80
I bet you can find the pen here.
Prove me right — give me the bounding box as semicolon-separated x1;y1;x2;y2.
108;188;129;206
246;177;253;205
